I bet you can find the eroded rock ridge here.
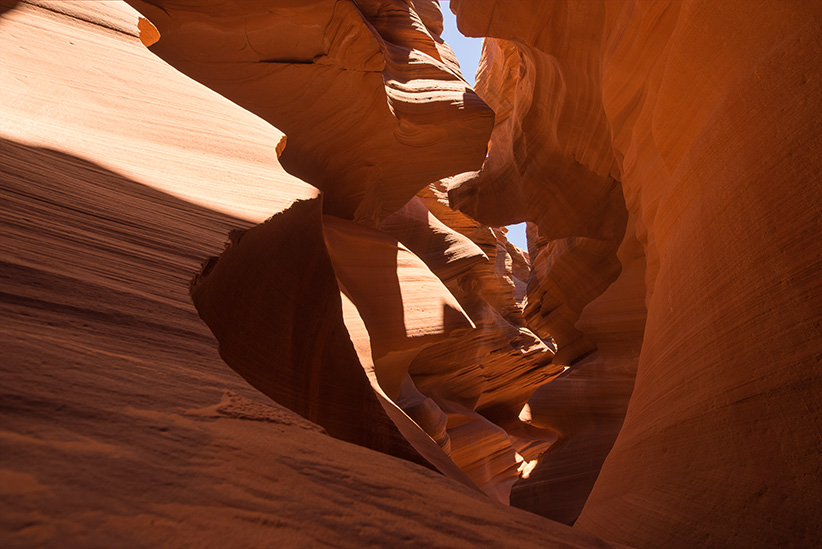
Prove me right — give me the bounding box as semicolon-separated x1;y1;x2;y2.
126;0;820;547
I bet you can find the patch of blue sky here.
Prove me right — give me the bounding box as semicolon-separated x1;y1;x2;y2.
439;2;529;251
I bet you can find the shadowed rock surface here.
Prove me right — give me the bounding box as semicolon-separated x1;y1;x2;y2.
0;2;617;547
452;0;822;547
2;0;821;547
124;0;494;226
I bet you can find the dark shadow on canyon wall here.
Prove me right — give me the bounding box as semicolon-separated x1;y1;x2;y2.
0;1;20;17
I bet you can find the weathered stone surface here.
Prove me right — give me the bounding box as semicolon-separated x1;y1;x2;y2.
4;0;820;546
117;0;561;506
0;2;620;547
511;216;647;524
448;0;629;372
452;0;822;546
324;212;475;401
189;198;434;465
578;3;822;547
125;0;494;225
377;186;561;502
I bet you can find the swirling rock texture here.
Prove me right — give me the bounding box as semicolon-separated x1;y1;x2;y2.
124;0;494;226
3;0;821;547
451;0;822;547
0;0;612;547
120;0;565;506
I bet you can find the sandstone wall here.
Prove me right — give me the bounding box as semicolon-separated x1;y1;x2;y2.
4;0;819;546
0;1;617;546
125;0;564;504
451;0;822;546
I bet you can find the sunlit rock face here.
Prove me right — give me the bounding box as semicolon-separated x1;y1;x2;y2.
125;0;493;227
379;183;563;501
0;1;627;546
121;0;563;504
452;0;822;547
0;2;617;546
3;0;819;546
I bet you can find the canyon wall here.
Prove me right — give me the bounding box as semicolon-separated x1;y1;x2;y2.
123;0;568;504
452;0;822;547
3;0;820;547
126;0;494;226
0;1;617;546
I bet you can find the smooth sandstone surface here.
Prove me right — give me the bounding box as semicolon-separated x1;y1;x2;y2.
376;186;563;502
124;0;494;226
189;198;431;463
579;4;822;547
0;1;622;547
117;0;562;506
452;0;822;547
3;0;821;547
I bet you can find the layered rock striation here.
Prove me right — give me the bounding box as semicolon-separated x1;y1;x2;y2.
0;1;616;546
4;0;820;547
126;0;494;226
137;0;822;538
122;0;563;504
451;0;822;547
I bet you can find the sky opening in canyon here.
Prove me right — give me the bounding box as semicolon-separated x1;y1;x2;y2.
441;2;529;251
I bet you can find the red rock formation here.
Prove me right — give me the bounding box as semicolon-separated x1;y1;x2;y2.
446;0;637;522
451;0;822;546
324;212;475;402
124;0;494;226
122;0;562;504
447;2;629;372
189;198;435;465
0;2;620;546
578;3;822;547
512;216;647;524
5;0;820;546
376;185;563;502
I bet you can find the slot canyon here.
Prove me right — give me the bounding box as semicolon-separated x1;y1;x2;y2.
1;0;820;547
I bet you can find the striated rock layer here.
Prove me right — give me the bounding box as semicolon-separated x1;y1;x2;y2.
125;0;494;226
5;0;820;546
379;186;563;501
0;1;620;546
124;0;565;504
452;0;822;547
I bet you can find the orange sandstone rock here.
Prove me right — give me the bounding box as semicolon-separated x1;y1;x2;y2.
377;188;562;502
122;0;560;505
579;3;822;547
1;2;625;547
189;198;430;464
452;0;822;547
6;0;818;546
124;0;494;225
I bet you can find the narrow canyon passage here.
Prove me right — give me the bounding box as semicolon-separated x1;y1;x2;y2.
2;1;820;548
